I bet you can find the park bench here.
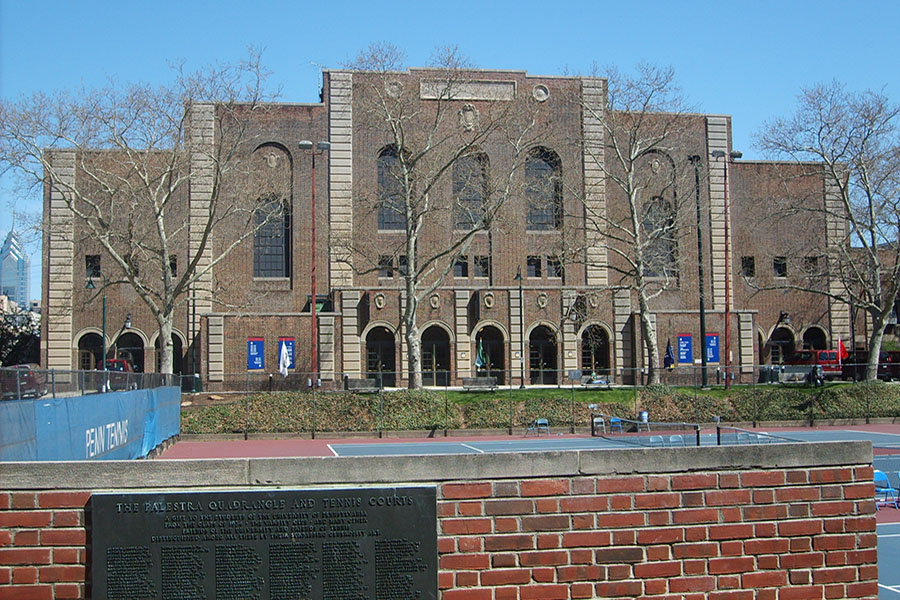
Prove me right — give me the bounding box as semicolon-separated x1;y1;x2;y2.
777;365;823;386
581;374;612;390
462;376;497;392
345;377;381;394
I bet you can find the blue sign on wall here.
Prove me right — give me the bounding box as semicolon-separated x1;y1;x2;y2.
278;337;295;369
248;338;265;370
677;335;693;363
706;334;720;363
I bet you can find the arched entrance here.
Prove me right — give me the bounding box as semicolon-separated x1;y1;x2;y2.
113;333;145;372
474;325;505;385
581;325;610;376
77;333;103;370
421;325;451;386
366;327;396;387
770;327;795;364
529;326;558;384
155;335;184;375
802;327;827;350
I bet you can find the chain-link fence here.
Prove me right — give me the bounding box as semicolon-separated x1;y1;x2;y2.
0;365;178;400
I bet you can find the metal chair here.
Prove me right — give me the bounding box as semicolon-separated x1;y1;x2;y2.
874;470;899;510
525;418;550;436
609;417;623;433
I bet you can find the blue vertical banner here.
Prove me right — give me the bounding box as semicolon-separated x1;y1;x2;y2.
278;337;295;369
248;337;265;370
706;334;720;363
677;335;693;363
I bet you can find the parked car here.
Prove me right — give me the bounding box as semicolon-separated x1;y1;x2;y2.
102;359;137;391
785;349;842;380
0;365;46;399
842;351;900;381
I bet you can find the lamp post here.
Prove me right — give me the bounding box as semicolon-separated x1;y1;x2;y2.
689;155;708;388
711;149;742;389
514;266;525;388
298;140;330;386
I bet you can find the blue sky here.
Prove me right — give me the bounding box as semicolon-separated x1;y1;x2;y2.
2;0;899;301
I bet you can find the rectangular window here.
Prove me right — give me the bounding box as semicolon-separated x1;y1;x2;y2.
378;256;394;278
454;256;468;278
474;255;490;278
803;256;819;273
169;255;177;277
547;256;563;278
740;256;755;277
398;255;408;276
527;256;541;278
773;257;787;278
85;255;101;279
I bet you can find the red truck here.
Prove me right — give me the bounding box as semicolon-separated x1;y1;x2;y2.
785;350;842;380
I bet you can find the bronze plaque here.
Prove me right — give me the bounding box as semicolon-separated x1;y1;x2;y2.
91;487;437;599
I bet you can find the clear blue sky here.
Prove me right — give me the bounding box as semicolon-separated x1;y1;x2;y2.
2;0;899;301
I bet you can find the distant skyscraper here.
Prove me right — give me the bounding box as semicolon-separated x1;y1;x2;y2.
0;230;30;307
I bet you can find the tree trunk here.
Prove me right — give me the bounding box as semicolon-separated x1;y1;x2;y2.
865;313;888;381
157;316;175;375
638;290;661;385
404;273;423;389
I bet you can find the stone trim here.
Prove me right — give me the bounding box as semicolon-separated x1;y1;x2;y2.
46;151;76;371
581;77;608;286
706;116;731;311
328;72;354;288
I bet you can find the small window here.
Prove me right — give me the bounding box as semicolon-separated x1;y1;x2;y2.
474;256;490;278
547;256;563;279
740;256;755;278
454;256;468;278
85;255;101;279
168;255;177;278
774;257;787;278
378;256;394;278
803;256;819;273
527;256;542;278
398;255;408;276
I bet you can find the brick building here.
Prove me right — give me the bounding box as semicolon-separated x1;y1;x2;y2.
41;68;853;387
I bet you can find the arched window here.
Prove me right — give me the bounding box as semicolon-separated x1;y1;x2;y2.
641;196;677;278
253;195;291;277
377;147;407;231
525;148;561;231
454;153;488;230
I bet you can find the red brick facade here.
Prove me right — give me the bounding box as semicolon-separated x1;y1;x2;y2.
0;443;879;598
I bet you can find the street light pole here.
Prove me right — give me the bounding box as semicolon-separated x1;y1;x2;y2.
711;149;741;389
299;140;330;386
689;155;708;388
515;266;525;388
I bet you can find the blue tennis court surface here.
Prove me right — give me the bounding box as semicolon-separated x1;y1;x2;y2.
329;427;900;457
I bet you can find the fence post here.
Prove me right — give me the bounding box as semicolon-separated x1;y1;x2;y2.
244;395;250;441
378;388;384;439
51;370;56;398
312;384;317;440
508;376;513;435
444;378;449;437
570;381;576;434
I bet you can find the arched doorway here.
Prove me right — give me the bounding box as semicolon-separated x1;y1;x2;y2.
581;325;610;376
475;326;505;385
155;335;184;375
77;333;103;370
529;326;558;384
114;333;145;372
366;327;396;387
802;327;827;350
770;327;795;364
421;325;451;387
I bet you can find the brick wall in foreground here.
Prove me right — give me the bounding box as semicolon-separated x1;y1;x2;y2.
0;442;879;599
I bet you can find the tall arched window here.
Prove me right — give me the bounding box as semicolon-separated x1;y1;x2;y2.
253;195;291;277
641;196;677;278
454;153;488;230
377;146;407;231
525;148;562;231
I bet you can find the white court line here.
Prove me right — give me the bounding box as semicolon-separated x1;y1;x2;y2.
846;428;900;438
459;443;485;453
326;444;339;456
879;583;900;595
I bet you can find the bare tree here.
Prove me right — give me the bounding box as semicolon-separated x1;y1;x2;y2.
338;43;542;388
575;64;696;385
756;82;900;380
0;51;278;373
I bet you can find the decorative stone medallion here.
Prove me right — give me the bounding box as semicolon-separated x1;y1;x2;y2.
536;292;548;308
430;294;441;309
458;103;480;131
483;292;495;309
386;80;403;98
373;293;386;310
532;84;550;103
588;293;599;308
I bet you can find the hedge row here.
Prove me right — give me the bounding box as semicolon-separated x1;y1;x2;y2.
181;382;900;434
